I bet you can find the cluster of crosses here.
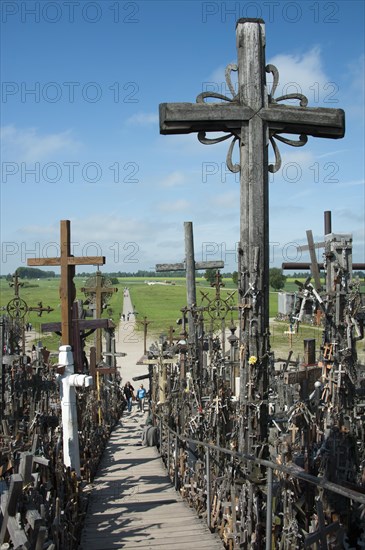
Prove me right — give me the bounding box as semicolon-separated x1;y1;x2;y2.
24;19;352;546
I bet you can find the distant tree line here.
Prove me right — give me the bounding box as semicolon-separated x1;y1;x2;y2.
4;267;56;280
2;268;363;282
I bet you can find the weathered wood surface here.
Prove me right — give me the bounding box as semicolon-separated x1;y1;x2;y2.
156;260;224;272
27;220;105;345
80;413;223;549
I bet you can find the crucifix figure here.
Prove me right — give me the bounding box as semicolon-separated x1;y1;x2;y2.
159;18;345;452
156;221;224;342
27;220;105;346
81;271;118;362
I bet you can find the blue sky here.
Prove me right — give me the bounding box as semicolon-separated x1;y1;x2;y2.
1;0;364;275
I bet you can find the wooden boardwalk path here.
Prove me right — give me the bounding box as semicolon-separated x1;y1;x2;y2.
79;410;224;549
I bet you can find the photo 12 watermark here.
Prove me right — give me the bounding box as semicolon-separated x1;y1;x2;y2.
201;240;313;265
1;81;139;103
1;240;141;265
201;2;340;24
1;161;140;184
201;80;339;105
1;1;140;24
201;160;340;184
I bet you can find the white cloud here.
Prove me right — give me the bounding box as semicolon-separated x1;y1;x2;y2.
267;47;329;106
126;112;159;125
0;125;80;162
158;199;190;212
210;191;239;209
203;49;329;107
159;171;186;188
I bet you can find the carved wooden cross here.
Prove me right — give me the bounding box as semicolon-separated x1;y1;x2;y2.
159;18;345;447
81;271;118;361
156;221;224;341
27;220;105;346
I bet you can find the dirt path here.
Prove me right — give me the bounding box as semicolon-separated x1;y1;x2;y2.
115;288;153;394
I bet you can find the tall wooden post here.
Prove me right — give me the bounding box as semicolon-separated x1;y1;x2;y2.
184;222;197;336
159;18;344;457
156;221;224;342
237;19;270;448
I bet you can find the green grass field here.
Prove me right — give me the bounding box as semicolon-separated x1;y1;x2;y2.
1;275;364;359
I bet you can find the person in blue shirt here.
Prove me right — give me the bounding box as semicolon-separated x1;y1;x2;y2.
136;384;146;412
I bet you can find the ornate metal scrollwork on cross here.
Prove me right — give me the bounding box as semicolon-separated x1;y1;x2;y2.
200;271;237;322
196;63;241;173
7;297;28;319
266;63;309;173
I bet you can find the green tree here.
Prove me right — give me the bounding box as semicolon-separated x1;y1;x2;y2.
204;269;217;284
232;271;238;285
269;268;286;291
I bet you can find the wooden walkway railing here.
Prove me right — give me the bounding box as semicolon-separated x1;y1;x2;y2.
79;410;223;549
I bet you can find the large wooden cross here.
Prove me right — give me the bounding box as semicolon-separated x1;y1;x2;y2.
27;220;105;346
159;18;345;449
156;221;224;341
81;271;118;361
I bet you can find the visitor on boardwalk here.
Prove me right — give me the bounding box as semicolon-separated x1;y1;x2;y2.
124;381;134;412
136;384;146;412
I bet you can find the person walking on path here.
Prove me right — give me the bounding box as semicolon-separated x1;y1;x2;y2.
136;384;146;412
124;381;134;412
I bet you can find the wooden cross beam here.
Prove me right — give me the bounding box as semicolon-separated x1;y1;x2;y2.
41;313;114;373
81;271;118;361
28;302;54;317
159;18;345;450
156;221;224;341
27;220;105;346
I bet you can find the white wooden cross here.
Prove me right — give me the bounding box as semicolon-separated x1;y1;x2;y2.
56;345;93;475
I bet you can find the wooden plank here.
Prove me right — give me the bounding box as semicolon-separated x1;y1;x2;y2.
260;105;345;138
28;256;105;266
156;260;223;273
156;263;185;272
195;260;224;270
282;262;365;270
41;318;113;332
80;417;223;550
159;102;254;134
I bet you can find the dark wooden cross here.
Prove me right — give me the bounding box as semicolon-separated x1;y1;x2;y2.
159;18;345;449
137;316;151;355
27;220;105;346
81;271;118;361
40;303;115;373
156;221;224;341
304;498;342;548
103;332;126;367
